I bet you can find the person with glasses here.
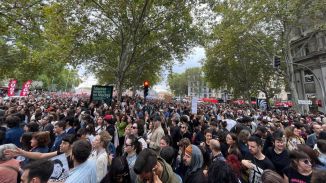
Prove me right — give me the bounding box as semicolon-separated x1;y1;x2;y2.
283;150;312;183
124;134;142;183
131;122;147;150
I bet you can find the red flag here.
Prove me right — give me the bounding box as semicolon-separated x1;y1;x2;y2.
20;80;32;96
7;79;17;97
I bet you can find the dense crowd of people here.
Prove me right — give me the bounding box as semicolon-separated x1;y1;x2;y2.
0;93;326;183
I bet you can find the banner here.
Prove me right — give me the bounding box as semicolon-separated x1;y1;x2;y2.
20;80;32;96
7;79;17;97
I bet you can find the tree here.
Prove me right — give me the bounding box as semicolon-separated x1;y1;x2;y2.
168;73;188;96
0;1;82;89
69;0;200;101
203;2;281;103
204;0;326;110
168;67;203;97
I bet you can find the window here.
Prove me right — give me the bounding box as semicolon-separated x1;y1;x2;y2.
304;70;314;83
304;44;310;55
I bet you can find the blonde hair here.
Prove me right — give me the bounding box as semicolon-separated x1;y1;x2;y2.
99;131;112;148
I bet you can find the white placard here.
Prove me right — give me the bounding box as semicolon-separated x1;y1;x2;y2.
298;100;312;105
192;97;198;114
49;154;70;181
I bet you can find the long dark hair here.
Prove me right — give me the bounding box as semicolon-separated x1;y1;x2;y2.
100;156;131;183
126;134;142;154
208;160;239;183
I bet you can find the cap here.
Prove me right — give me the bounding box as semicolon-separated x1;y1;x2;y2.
104;114;113;121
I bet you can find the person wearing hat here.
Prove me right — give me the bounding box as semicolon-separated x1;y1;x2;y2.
265;130;290;176
183;145;207;183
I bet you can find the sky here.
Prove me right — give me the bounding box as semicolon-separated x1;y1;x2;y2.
154;46;206;92
77;46;206;92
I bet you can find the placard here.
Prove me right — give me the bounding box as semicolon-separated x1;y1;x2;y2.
49;154;69;181
90;85;113;103
192;97;198;114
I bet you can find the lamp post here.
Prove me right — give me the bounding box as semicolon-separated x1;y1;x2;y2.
291;62;326;113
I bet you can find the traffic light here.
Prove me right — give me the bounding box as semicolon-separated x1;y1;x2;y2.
144;80;149;98
274;56;281;68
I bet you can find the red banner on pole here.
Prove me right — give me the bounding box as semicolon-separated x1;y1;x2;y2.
7;79;18;97
20;80;32;96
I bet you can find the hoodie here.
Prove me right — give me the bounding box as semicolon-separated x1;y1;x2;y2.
184;145;207;183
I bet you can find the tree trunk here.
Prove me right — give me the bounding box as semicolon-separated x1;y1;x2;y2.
286;40;301;113
116;78;123;103
283;21;301;113
132;84;137;98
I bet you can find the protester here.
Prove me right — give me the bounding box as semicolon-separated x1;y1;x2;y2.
283;150;312;183
3;92;326;183
124;134;142;183
241;136;275;183
21;159;54;183
100;156;131;183
265;130;290;175
0;144;20;183
134;148;180;183
90;131;111;183
51;121;66;152
148;117;165;150
4;116;24;147
131;122;147;150
183;145;207;183
208;159;239;183
65;140;97;183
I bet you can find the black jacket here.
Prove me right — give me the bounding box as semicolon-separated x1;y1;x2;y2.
184;169;207;183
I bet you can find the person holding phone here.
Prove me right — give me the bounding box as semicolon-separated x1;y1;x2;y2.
134;148;180;183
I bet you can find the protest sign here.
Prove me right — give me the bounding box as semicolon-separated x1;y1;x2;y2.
90;85;113;104
49;154;69;181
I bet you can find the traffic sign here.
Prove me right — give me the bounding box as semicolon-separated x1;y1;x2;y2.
298;100;312;105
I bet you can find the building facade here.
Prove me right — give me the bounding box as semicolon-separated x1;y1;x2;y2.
291;28;326;112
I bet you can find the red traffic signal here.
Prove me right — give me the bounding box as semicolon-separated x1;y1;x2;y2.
144;81;150;87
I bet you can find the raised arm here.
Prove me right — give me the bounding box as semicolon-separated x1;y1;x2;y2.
5;148;58;160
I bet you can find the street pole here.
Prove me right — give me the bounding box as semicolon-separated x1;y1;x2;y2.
290;62;326;113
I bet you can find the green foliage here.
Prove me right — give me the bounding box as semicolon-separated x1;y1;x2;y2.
168;67;202;96
203;1;283;100
203;0;326;104
0;1;82;90
70;0;201;99
168;73;188;96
